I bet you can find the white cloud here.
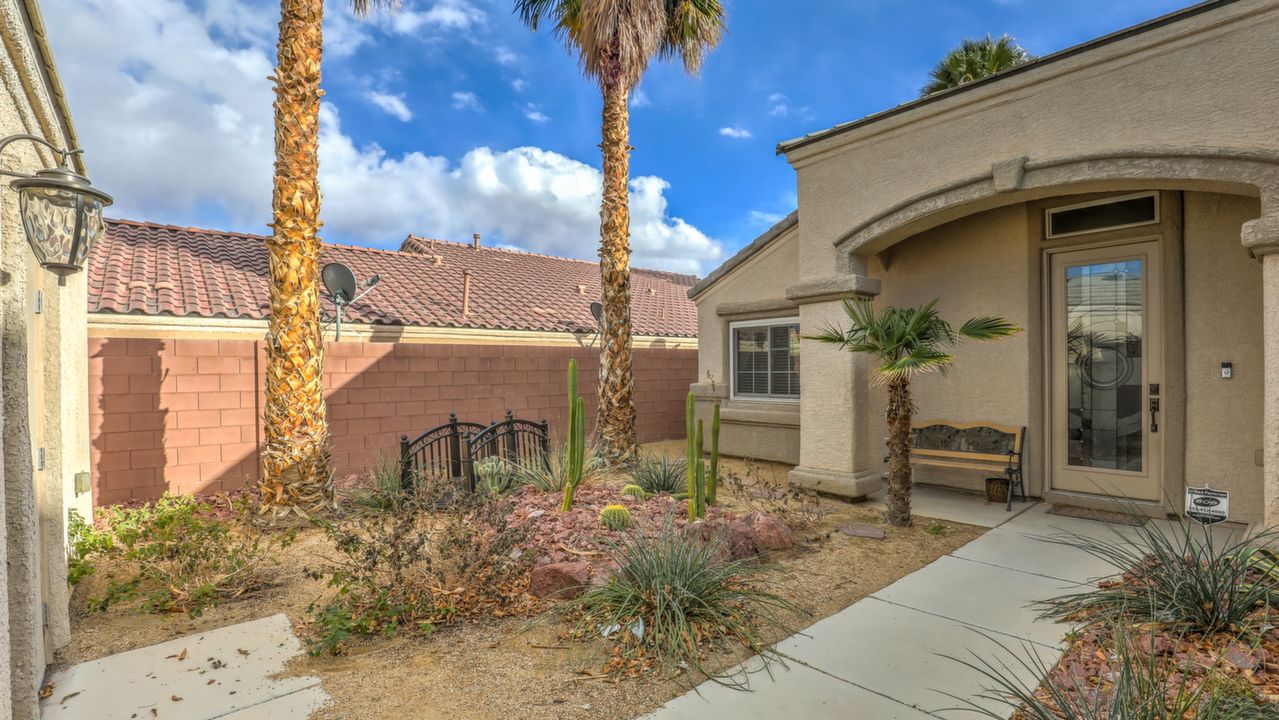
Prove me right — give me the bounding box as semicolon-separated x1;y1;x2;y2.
511;78;528;93
523;104;550;123
451;90;483;111
366;90;413;121
630;88;650;108
492;46;519;66
391;0;486;33
766;92;814;120
718;126;753;139
748;210;785;227
319;105;721;273
42;0;720;274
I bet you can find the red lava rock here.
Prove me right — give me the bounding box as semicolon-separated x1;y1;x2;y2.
738;512;795;552
1224;644;1260;670
529;561;593;599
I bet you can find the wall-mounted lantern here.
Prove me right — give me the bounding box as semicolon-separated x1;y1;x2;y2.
0;134;112;277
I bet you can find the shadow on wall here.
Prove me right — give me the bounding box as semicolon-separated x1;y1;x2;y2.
90;338;167;506
89;333;697;505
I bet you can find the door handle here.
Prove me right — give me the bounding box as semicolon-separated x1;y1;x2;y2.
1149;398;1160;433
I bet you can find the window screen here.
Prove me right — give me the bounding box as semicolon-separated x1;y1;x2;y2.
733;322;800;399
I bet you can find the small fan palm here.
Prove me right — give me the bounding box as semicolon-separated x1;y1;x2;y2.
922;34;1032;96
812;299;1019;526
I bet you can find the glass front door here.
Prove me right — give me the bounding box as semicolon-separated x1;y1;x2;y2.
1049;241;1162;501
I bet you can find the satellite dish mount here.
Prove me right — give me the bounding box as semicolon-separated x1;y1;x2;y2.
322;262;380;341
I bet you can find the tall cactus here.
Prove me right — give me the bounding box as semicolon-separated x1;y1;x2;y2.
561;360;587;511
686;392;698;518
685;392;716;519
708;402;720;505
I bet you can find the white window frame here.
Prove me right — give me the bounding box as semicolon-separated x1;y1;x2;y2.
1045;191;1160;240
728;317;801;403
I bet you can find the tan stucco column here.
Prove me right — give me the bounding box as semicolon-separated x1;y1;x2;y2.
785;260;883;498
1244;212;1279;527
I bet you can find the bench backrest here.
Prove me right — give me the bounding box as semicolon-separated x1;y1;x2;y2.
910;420;1025;469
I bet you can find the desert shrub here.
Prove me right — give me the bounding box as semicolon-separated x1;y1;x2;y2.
946;624;1261;719
515;440;604;493
306;487;534;655
628;452;686;496
1036;518;1279;634
73;495;286;617
560;523;799;686
348;453;407;511
68;509;112;586
475;456;521;496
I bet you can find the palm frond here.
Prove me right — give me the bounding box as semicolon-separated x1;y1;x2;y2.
879;347;954;379
922;34;1032;95
959;315;1021;341
349;0;402;18
659;0;727;74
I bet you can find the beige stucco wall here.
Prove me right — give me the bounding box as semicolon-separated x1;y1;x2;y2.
0;1;91;718
690;223;801;464
865;204;1037;494
1184;193;1264;520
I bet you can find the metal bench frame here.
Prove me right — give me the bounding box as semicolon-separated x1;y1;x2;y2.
909;419;1027;511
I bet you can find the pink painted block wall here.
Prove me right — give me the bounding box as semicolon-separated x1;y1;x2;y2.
88;336;695;505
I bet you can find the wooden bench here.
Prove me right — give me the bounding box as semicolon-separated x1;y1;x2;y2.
910;420;1026;511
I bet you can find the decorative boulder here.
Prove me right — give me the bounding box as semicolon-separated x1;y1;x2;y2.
529;561;593;599
735;512;795;553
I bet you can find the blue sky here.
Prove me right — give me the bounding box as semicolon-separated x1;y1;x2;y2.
46;0;1194;274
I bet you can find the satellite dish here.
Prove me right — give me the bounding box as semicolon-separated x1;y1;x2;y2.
322;263;357;303
589;302;603;326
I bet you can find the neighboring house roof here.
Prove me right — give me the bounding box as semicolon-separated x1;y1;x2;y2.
88;219;699;338
688;210;797;301
777;0;1240;155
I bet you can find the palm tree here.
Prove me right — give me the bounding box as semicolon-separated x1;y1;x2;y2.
921;34;1031;96
260;0;399;518
514;0;726;463
813;299;1019;527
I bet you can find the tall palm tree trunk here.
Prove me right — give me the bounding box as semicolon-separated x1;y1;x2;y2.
885;377;914;527
595;75;638;463
260;0;333;518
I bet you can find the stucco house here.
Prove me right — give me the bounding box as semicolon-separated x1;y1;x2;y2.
0;0;97;717
691;0;1279;528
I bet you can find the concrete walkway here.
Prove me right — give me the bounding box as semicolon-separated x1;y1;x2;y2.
643;489;1133;719
42;614;328;720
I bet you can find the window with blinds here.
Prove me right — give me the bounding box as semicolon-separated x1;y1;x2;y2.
731;319;800;400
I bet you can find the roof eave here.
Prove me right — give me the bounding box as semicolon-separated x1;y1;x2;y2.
688;210;798;301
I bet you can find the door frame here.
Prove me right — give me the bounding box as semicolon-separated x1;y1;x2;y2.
1034;190;1186;515
1046;239;1163;501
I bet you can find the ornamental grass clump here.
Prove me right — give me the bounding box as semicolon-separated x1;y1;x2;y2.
562;523;800;687
946;621;1266;719
1035;516;1279;635
516;441;604;493
628;452;686;496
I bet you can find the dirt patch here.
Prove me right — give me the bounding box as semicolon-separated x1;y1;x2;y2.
61;448;983;720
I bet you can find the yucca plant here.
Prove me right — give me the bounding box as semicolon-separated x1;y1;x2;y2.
944;623;1253;719
561;523;799;687
1035;517;1279;635
516;440;604;493
348;452;408;511
629;452;687;496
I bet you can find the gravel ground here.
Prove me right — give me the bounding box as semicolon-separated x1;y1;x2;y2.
61;448;985;720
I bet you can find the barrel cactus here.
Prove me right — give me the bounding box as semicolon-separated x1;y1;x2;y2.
621;484;652;500
599;504;631;531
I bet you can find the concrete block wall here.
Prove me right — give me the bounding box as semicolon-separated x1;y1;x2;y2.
88;336;696;505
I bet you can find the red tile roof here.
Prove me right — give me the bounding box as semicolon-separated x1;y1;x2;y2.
88;219;699;338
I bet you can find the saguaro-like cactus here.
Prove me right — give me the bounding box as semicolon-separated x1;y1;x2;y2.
685;392;718;519
708;402;720;505
561;359;587;511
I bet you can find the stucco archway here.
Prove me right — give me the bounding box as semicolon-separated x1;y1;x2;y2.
836;148;1279;258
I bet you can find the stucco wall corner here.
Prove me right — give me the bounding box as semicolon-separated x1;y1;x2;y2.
785;274;881;305
1242;213;1279;256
